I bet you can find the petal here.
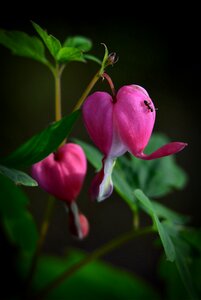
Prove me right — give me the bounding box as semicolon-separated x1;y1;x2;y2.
83;92;113;156
90;157;116;201
135;142;188;160
114;85;156;156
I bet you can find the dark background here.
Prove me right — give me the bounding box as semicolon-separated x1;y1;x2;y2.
0;7;200;296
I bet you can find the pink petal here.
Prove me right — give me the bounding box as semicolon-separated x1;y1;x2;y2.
114;85;156;156
90;157;115;201
83;92;113;156
135;142;188;160
68;202;89;239
31;143;87;202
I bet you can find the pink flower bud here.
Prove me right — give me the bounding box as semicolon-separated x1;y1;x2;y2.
83;85;187;201
69;212;89;239
31;143;87;202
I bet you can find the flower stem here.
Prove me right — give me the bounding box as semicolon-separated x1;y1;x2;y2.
24;197;55;294
25;64;63;293
33;226;153;300
54;64;62;121
102;72;116;96
73;70;102;111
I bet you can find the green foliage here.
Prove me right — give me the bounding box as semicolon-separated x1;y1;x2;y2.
134;189;176;261
134;190;198;299
83;54;102;65
75;136;196;298
20;251;159;299
56;47;85;63
64;36;92;52
159;228;201;300
0;29;47;64
0;164;37;186
31;22;61;58
0;22;101;71
118;134;187;198
0;175;38;254
1;110;80;167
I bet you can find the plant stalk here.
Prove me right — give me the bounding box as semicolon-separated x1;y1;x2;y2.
33;226;153;299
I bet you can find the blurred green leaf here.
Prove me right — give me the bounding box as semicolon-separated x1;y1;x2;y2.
1;110;80;167
159;227;201;300
0;175;28;218
74;138;102;170
32;21;61;58
56;47;85;63
3;211;38;254
0;175;38;254
64;36;92;52
20;251;159;299
134;189;176;261
0;29;47;64
84;54;102;65
118;133;188;198
135;190;198;298
0;164;37;186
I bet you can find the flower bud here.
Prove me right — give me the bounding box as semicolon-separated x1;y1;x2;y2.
31;143;87;202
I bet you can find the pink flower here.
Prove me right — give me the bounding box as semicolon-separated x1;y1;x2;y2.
31;143;87;202
83;85;187;201
32;143;89;239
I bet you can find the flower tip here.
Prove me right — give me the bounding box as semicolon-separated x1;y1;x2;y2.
69;212;89;240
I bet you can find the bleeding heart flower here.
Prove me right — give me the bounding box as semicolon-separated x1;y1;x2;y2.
83;84;187;202
31;143;87;202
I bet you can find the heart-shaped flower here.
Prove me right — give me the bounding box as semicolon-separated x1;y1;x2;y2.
83;85;187;201
31;143;87;202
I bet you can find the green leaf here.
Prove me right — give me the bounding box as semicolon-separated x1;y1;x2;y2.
0;175;38;254
73;138;102;170
1;110;80;168
3;211;38;254
134;190;175;261
56;47;85;63
0;29;47;64
84;54;102;65
64;36;92;52
31;21;61;58
0;175;28;218
0;164;37;186
117;133;188;198
159;225;200;300
20;251;159;299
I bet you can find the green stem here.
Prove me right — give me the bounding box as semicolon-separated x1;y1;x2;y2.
73;70;102;111
25;64;63;293
54;64;62;121
24;197;55;294
33;226;153;300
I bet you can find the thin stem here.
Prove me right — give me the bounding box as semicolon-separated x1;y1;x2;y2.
33;226;153;300
73;70;101;111
102;72;116;96
55;64;62;121
25;197;55;293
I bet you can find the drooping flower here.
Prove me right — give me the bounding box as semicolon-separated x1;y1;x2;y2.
83;85;187;201
31;143;87;203
32;143;89;239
